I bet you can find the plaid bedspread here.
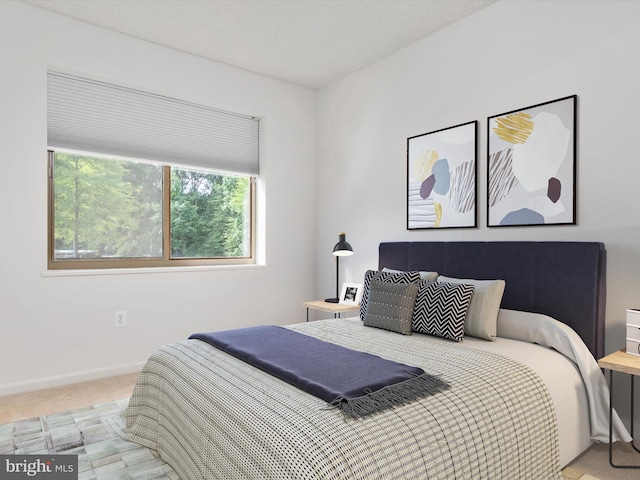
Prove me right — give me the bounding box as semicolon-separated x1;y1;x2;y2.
124;318;560;479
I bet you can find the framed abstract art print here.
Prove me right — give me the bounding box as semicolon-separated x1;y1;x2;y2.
407;121;477;229
487;95;577;227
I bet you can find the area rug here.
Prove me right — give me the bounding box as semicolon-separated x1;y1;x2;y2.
0;399;177;479
0;398;598;480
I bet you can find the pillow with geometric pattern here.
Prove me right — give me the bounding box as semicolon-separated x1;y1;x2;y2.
360;270;422;320
412;281;475;341
436;276;506;341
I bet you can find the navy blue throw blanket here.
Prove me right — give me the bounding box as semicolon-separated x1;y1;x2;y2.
189;325;448;419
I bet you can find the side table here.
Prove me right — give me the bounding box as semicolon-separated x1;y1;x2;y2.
302;301;360;322
598;349;640;468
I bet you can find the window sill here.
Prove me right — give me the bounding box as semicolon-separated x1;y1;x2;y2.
42;263;265;277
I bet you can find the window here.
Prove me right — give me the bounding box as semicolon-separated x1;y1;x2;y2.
47;71;258;270
170;166;252;259
48;150;255;269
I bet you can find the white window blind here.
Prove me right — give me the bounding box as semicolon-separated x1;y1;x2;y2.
47;72;259;175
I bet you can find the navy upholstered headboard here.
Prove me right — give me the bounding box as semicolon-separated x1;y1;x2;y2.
378;241;606;360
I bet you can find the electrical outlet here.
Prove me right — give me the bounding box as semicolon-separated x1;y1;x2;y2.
114;310;127;327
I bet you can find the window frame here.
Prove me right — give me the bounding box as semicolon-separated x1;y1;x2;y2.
47;149;257;270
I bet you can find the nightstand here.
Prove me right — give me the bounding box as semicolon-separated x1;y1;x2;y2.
598;349;640;468
302;301;360;322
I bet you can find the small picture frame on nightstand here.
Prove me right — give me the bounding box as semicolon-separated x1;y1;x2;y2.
627;309;640;356
339;283;363;306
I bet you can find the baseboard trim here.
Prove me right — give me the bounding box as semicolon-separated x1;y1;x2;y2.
0;362;145;396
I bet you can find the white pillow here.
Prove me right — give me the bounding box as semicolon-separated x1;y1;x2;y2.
437;276;505;340
382;267;438;282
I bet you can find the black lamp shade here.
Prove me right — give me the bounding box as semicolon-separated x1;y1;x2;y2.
332;232;354;257
325;233;354;303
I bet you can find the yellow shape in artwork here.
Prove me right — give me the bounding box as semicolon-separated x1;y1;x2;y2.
414;149;439;182
493;112;534;144
434;202;442;228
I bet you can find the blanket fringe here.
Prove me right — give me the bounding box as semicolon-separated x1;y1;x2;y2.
329;372;449;419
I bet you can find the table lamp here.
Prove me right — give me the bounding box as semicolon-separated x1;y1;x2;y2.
325;232;354;303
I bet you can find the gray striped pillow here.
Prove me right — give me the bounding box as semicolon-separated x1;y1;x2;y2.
363;280;419;335
360;270;421;320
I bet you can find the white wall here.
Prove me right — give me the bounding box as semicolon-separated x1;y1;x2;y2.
317;0;640;354
3;0;640;409
0;1;318;394
316;0;640;429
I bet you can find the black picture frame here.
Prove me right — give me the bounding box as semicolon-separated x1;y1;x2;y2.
487;95;577;227
407;121;477;229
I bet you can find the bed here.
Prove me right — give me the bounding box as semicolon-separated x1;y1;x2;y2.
124;241;631;479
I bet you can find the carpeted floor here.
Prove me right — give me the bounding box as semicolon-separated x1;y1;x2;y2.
0;398;610;480
564;442;640;480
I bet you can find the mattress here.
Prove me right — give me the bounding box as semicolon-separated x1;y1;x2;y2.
460;333;591;467
123;317;584;479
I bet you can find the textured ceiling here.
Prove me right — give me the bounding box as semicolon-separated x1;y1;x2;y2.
20;0;496;89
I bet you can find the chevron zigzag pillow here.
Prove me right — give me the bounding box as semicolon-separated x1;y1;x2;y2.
359;270;422;320
436;276;506;341
412;281;475;341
